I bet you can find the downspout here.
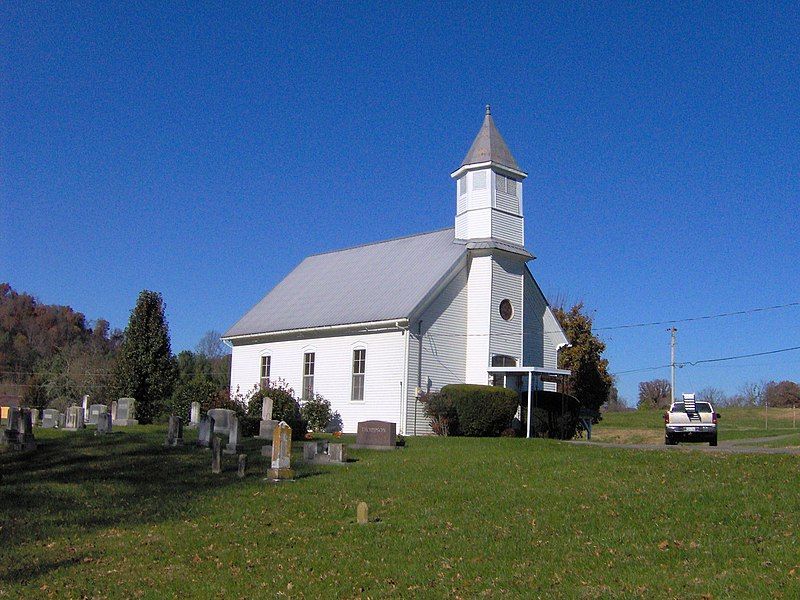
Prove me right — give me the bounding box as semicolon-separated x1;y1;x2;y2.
400;323;410;435
416;320;423;436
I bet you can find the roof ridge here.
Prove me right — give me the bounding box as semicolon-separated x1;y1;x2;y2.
307;226;455;257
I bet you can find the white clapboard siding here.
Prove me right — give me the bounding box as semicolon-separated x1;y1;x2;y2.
406;266;468;435
495;189;519;214
522;268;546;368
464;254;492;384
522;268;568;391
489;254;524;362
230;329;406;433
455;207;492;240
467;187;491;212
491;210;524;245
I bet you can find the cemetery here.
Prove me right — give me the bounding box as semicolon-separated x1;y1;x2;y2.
1;399;799;598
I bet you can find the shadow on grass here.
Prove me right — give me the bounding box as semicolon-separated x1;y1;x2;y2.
0;426;313;582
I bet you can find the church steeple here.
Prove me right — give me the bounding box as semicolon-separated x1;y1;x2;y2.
451;107;527;246
459;105;522;172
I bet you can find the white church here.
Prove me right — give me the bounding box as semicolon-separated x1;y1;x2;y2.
223;107;569;435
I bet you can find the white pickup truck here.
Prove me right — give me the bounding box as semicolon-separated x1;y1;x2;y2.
664;393;719;446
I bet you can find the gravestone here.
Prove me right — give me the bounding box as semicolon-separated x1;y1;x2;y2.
357;501;369;525
17;409;36;451
30;410;39;427
188;402;200;428
87;404;106;426
329;443;347;463
164;415;184;447
207;408;234;436
65;405;85;430
303;441;317;461
353;420;397;450
237;454;247;478
260;444;272;457
82;395;89;417
41;409;60;429
1;407;21;447
3;408;36;451
256;397;279;439
197;415;215;448
268;421;294;480
211;437;222;474
111;401;118;422
224;414;244;455
96;412;112;435
305;440;347;465
114;398;139;426
58;413;66;428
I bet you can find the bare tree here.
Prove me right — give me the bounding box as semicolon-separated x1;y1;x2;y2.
637;379;671;410
195;330;228;360
698;387;727;406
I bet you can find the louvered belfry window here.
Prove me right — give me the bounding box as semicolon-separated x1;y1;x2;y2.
351;349;366;401
506;178;517;197
302;352;315;400
472;170;487;190
496;173;505;192
459;175;468;196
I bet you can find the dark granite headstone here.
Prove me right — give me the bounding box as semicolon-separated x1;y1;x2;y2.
114;398;139;426
42;409;61;429
164;415;184;447
96;412;112;435
353;420;397;450
87;404;106;425
197;415;214;448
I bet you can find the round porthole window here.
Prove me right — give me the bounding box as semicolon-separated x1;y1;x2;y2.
499;299;513;321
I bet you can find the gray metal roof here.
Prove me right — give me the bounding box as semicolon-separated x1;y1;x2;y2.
224;228;468;338
464;238;534;259
460;106;522;172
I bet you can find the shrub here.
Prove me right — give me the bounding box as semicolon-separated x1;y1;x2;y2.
169;377;218;422
418;391;458;436
301;393;333;432
440;384;519;437
246;380;307;439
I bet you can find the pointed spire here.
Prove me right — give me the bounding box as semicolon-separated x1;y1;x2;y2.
460;106;521;171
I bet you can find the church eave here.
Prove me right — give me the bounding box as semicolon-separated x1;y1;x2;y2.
449;161;528;180
222;318;411;344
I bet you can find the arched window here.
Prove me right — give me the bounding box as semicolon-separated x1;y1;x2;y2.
259;355;271;388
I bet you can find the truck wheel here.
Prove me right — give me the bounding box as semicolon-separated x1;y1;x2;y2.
709;436;718;447
665;435;675;446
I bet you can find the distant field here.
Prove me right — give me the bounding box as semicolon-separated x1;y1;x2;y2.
594;407;799;445
2;425;799;598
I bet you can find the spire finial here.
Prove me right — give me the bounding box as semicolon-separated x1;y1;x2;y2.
485;104;491;116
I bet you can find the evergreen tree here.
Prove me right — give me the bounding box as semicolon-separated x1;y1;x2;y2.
113;290;176;423
553;302;613;414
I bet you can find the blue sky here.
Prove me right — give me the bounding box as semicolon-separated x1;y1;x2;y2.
3;2;798;404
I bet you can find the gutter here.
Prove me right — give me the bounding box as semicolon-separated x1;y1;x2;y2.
222;318;410;344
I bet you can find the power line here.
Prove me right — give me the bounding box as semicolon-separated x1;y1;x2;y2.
594;301;800;332
412;299;800;338
613;345;800;377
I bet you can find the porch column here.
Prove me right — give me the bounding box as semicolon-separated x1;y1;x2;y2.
526;371;532;439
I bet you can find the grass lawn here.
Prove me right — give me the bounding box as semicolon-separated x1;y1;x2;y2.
1;425;799;598
593;407;799;445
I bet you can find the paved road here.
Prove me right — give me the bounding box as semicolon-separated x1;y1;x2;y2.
569;434;800;455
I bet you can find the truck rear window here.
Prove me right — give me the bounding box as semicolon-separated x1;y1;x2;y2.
670;402;712;413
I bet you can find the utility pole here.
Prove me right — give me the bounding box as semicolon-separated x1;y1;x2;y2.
668;327;677;404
